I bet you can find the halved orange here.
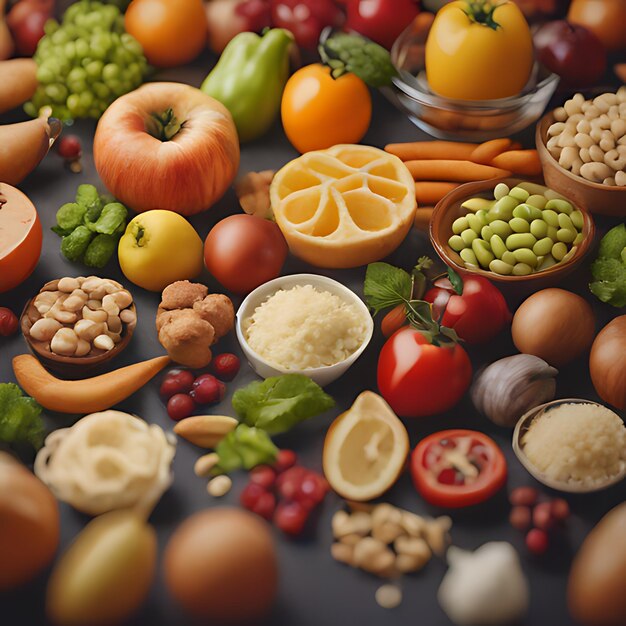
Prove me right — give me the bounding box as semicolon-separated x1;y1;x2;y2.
323;391;409;502
270;145;416;268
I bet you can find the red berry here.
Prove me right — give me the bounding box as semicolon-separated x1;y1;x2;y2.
509;486;539;507
0;307;18;337
249;465;276;489
274;500;309;536
240;482;267;510
274;449;297;473
526;528;549;555
160;369;195;398
167;393;195;421
533;502;554;530
509;506;532;531
56;135;82;159
296;472;329;509
551;498;570;522
251;491;276;521
190;374;224;404
211;353;241;381
276;466;308;500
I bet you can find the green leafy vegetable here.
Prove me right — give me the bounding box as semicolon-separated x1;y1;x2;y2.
56;202;86;231
214;424;278;474
363;262;413;315
84;234;118;268
61;225;92;261
94;203;128;235
447;267;464;295
232;374;335;435
589;224;626;308
0;383;45;449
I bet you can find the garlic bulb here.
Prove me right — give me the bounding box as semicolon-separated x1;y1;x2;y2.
471;354;558;427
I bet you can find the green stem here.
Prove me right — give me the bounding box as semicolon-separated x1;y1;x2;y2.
463;0;502;30
146;108;182;141
134;226;144;246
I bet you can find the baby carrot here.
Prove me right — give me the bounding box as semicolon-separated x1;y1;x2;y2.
414;181;459;204
414;207;434;232
491;150;542;176
470;138;512;165
385;141;478;161
405;160;511;181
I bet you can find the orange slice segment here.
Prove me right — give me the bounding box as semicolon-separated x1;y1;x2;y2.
323;391;409;501
270;145;416;268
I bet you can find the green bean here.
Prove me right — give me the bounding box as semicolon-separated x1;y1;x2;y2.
557;213;575;230
490;234;507;259
510;217;530;233
489;259;513;275
494;183;510;200
552;242;568;261
461;198;494;212
475;209;488;224
461;228;478;246
530;219;548;239
547;225;559;241
513;248;538;267
533;237;553;257
452;216;469;234
460;248;478;266
512;204;533;221
542;209;559;227
557;228;576;243
506;233;537;250
509;186;530;202
481;225;494;241
472;239;495;268
466;214;484;233
493;195;519;214
449;235;466;252
502;251;517;265
570;210;584;230
526;194;548;209
490;220;513;238
512;263;533;276
545;198;574;214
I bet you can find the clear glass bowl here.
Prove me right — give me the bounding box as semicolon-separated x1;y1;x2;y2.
384;17;560;141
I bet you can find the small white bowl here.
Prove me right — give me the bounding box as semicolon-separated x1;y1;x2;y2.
236;274;374;387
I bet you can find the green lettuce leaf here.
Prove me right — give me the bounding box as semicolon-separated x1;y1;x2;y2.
363;262;412;315
0;383;44;449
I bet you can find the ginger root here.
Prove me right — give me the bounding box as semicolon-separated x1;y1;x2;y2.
156;281;234;369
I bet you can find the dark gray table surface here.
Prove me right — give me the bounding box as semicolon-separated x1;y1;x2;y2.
1;58;624;626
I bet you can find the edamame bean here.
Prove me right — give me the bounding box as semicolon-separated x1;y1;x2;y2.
493;195;519;214
452;216;469;234
561;246;578;263
574;232;584;246
449;235;466;251
460;248;478;266
489;259;513;275
481;225;494;241
557;228;576;243
513;248;538;267
502;251;517;265
510;217;530;233
461;197;494;212
542;209;559;227
506;233;537;250
490;234;507;259
509;186;530;202
530;219;548;239
557;213;575;230
537;255;557;271
494;183;510;200
461;228;478;246
570;210;584;230
533;237;554;257
518;181;548;195
467;214;484;233
490;220;513;238
512;263;533;276
552;242;568;260
472;239;495;268
512;205;532;221
475;209;488;224
547;225;559;241
545;198;574;214
526;194;548;209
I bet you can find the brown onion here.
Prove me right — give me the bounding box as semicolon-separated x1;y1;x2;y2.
589;316;626;410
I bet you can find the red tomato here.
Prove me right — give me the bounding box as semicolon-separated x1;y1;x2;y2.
204;214;288;295
411;429;507;508
423;275;510;344
377;327;472;417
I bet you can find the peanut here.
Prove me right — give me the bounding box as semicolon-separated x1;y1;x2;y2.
173;415;238;448
207;475;232;498
194;452;219;477
331;542;354;566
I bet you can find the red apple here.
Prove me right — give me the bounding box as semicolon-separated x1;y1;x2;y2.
93;82;240;216
534;20;607;87
205;0;271;54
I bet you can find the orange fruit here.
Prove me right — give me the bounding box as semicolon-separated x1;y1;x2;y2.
270;144;416;269
323;391;409;501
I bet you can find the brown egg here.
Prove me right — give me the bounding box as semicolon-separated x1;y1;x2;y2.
0;452;60;590
163;507;278;622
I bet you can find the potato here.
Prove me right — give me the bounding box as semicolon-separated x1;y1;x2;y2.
568;503;626;626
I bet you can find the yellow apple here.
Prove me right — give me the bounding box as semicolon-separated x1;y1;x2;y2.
118;210;203;292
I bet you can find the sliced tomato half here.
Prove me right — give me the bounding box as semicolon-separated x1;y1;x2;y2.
411;429;507;508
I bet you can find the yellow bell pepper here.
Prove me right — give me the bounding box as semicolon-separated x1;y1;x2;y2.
425;0;534;100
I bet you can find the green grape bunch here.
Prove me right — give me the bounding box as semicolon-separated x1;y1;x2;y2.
25;1;149;122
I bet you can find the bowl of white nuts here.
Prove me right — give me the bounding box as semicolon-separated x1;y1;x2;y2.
20;276;137;374
536;87;626;217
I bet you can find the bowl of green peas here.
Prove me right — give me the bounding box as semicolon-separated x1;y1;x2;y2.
430;178;595;284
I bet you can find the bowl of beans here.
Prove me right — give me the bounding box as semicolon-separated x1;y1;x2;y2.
536;88;626;217
20;276;137;375
430;178;594;285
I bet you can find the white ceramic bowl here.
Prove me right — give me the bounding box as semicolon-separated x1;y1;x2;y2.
236;274;374;387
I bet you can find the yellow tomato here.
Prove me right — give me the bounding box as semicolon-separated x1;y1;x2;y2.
425;0;533;100
281;64;372;154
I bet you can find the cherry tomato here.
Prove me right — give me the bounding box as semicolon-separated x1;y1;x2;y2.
281;64;372;154
167;393;196;421
381;303;407;338
423;275;510;345
211;353;241;381
204;214;288;295
411;429;507;508
377;327;472;417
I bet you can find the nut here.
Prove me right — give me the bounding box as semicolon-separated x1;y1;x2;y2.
120;308;136;326
46;304;78;325
50;327;78;356
353;537;395;575
372;503;402;528
62;289;88;311
57;277;81;292
207;475;232;498
107;315;122;334
331;542;355;565
74;338;91;357
424;517;452;556
112;290;133;310
29;318;62;342
74;319;105;342
395;553;428;574
371;521;404;545
173;415;238;448
339;533;363;546
194;453;220;477
375;584;402;609
93;334;115;351
101;294;120;316
394;536;431;560
400;511;426;537
82;306;108;323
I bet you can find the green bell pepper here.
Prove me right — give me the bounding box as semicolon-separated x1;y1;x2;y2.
201;28;293;143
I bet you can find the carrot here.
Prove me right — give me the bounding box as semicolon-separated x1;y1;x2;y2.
491;150;542;176
405;159;511;182
470;138;512;165
414;207;434;232
385;141;478;161
414;181;459;204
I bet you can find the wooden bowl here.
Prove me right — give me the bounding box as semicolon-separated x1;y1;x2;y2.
430;177;595;286
20;279;136;376
536;111;626;217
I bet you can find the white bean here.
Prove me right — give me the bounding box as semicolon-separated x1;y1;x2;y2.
576;119;591;134
574;133;594;149
553;106;567;121
548;122;565;137
593;95;610;112
585;105;600;119
50;328;78;356
557;131;576;148
93;334;114;351
603;177;616;186
579;147;591;163
599;131;615;152
617;85;626;102
29;318;62;342
597;114;611;130
590;127;603;142
589;145;605;162
615;170;626;186
610;119;626;138
604;149;626;171
559;146;579;169
571;158;583;177
564;96;582;116
607;105;619;121
580;162;611;182
57;277;80;293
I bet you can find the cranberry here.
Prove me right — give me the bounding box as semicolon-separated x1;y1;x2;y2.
509;486;539;507
167;393;195;421
526;528;549;555
211;353;241;381
509;506;532;531
251;491;276;521
249;465;276;489
0;307;18;337
56;135;82;159
533;502;555;530
276;466;308;500
551;498;570;522
240;482;267;510
274;449;297;473
160;369;195;398
296;472;328;509
190;374;225;404
274;500;309;536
